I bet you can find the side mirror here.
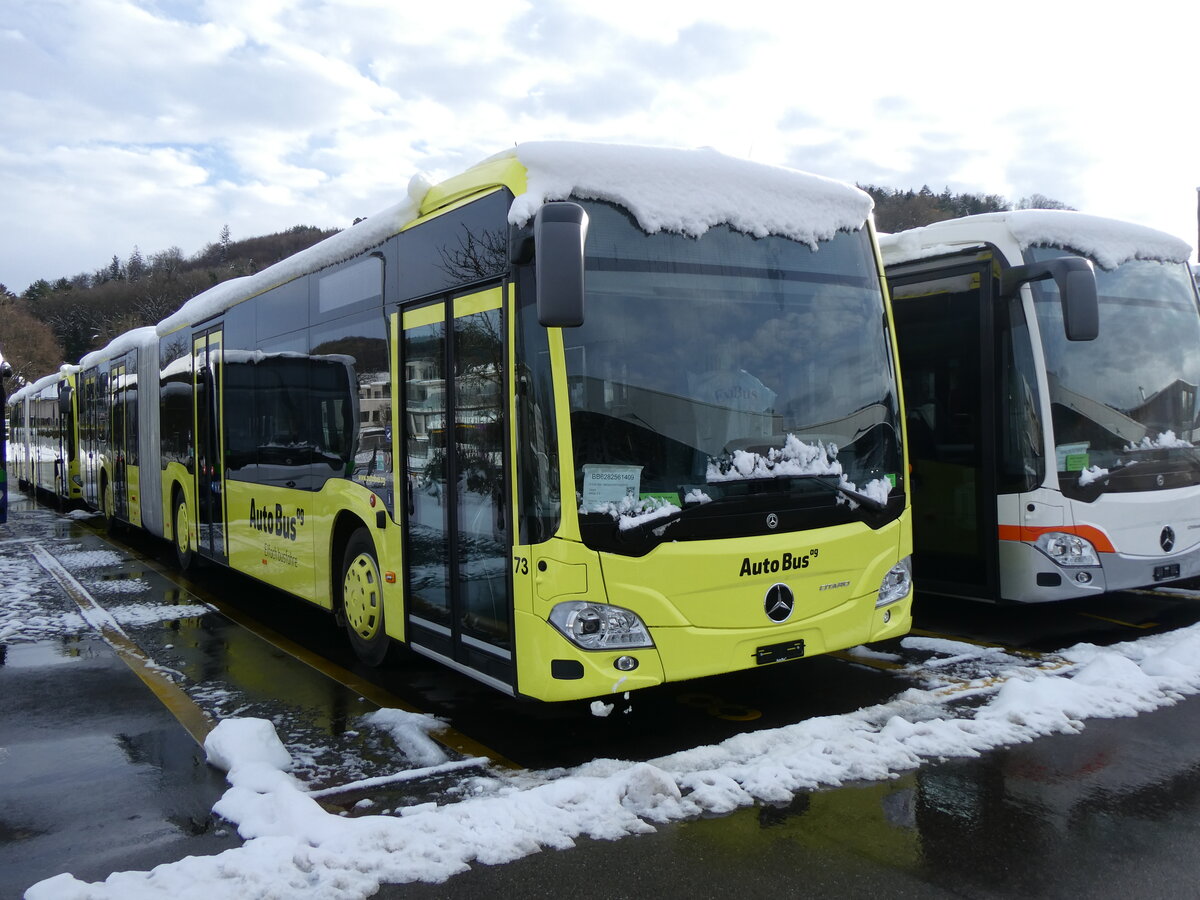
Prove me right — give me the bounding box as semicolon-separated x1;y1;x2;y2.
533;202;588;327
1000;256;1098;341
59;384;73;415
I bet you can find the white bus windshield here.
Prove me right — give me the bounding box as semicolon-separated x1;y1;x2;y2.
1029;247;1200;495
564;201;903;547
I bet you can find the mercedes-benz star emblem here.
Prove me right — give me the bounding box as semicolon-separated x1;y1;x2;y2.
764;583;794;623
1161;526;1176;553
766;513;779;530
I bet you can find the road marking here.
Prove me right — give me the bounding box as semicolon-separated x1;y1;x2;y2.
826;650;906;672
907;627;1049;660
30;543;215;746
86;529;520;770
307;757;492;799
1078;612;1159;630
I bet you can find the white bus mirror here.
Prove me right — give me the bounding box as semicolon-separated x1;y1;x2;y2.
1001;256;1098;342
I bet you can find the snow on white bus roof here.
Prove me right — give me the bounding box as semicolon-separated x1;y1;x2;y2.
158;142;872;337
881;209;1192;271
80;326;159;371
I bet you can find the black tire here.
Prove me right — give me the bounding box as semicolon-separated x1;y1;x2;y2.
339;528;389;666
172;491;194;571
101;482;118;533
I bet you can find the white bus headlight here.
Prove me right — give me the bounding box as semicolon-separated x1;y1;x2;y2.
549;601;654;650
876;556;913;608
1035;532;1100;567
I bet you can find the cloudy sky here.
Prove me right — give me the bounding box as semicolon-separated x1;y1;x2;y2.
3;0;1198;294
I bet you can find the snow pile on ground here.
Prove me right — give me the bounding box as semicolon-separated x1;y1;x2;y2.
27;620;1200;900
0;545;86;642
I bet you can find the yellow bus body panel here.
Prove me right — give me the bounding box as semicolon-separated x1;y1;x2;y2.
513;514;911;701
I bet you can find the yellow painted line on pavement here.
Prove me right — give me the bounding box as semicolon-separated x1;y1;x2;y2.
88;530;520;770
1078;612;1159;630
30;543;215;747
908;627;1049;660
827;650;907;672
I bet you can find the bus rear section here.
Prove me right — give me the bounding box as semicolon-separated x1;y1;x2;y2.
883;210;1200;603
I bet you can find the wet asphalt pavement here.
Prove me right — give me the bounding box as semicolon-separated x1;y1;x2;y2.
4;493;1200;898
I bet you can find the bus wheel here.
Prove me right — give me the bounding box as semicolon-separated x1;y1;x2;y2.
173;493;194;571
340;528;389;666
101;484;117;533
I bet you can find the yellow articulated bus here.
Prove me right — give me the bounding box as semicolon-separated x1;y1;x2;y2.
47;142;916;701
6;365;82;510
78;327;165;535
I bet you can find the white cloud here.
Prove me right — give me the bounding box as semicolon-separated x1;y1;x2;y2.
2;0;1199;293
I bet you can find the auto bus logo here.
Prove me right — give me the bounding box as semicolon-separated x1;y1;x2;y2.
764;583;794;623
766;513;779;530
1161;526;1176;552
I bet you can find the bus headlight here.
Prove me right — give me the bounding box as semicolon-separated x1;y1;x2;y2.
1035;532;1100;567
876;556;913;608
549;601;654;650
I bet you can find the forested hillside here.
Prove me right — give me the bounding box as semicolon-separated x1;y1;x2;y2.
0;224;336;381
0;186;1072;384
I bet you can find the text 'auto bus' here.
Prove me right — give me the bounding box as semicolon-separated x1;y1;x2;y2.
882;210;1200;604
16;142;914;701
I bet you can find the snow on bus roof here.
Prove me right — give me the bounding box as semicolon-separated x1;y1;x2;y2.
80;326;159;371
881;209;1192;271
504;141;873;245
158;142;872;337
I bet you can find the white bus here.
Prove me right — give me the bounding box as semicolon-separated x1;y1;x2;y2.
883;210;1200;603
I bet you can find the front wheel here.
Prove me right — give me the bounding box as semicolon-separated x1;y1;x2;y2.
172;492;194;571
339;528;389;666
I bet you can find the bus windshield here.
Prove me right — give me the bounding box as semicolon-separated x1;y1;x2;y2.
1029;247;1200;496
564;201;903;550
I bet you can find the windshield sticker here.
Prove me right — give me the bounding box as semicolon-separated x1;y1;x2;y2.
1055;442;1090;472
581;464;643;510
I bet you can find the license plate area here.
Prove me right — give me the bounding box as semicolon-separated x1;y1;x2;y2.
755;639;805;665
1154;563;1180;582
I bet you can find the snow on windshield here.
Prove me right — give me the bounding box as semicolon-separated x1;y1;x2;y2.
1127;430;1194;451
706;435;892;509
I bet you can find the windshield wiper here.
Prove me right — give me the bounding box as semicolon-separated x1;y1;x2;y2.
613;495;736;542
799;474;888;512
703;472;889;512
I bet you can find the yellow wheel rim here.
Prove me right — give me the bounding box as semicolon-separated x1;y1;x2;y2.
343;552;381;640
175;501;189;555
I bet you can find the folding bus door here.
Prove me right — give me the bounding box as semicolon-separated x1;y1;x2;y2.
889;259;1002;600
192;327;228;563
400;287;514;692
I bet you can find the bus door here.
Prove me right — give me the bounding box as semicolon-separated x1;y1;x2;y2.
400;288;514;691
55;380;73;502
110;362;129;521
889;258;1001;600
193;328;227;562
